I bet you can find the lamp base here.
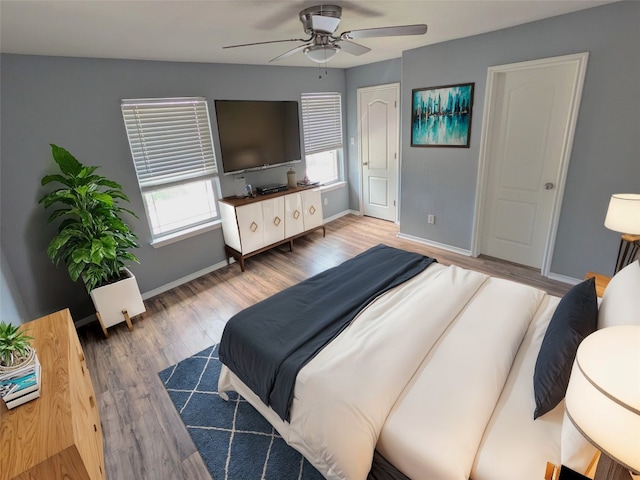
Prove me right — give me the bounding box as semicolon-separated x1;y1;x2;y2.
594;454;632;480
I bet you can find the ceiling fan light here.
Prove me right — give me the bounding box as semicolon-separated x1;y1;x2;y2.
304;44;340;63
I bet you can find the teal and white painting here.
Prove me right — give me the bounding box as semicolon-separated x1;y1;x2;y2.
411;83;474;147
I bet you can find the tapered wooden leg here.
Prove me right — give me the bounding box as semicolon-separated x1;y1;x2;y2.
96;311;109;338
122;310;134;331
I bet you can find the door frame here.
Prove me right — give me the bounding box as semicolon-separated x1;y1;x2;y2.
357;82;400;222
471;52;589;275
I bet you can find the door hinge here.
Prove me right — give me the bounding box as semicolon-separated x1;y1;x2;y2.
395;100;397;108
393;200;396;206
394;152;397;159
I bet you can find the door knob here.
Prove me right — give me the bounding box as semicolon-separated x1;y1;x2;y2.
363;162;368;166
544;182;554;190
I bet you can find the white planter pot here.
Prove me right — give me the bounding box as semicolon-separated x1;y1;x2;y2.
89;268;145;330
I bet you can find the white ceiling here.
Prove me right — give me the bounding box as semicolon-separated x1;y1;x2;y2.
0;0;615;69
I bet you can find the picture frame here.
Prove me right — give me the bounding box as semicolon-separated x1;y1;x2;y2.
411;82;474;148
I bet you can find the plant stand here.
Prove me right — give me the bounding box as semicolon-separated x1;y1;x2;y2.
96;309;134;338
89;268;145;338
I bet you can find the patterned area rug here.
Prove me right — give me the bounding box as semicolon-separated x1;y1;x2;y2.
158;345;324;480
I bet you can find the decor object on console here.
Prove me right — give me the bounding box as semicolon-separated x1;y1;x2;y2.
0;321;41;409
565;326;640;480
287;168;297;188
39;144;145;337
604;193;640;273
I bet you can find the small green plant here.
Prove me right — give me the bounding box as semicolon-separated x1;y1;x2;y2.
39;144;139;291
0;322;33;367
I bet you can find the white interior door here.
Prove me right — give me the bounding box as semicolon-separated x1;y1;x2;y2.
478;54;588;269
359;83;399;222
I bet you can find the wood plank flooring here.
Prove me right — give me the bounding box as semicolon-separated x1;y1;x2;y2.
76;214;572;480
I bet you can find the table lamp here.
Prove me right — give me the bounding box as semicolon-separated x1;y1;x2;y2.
565;326;640;480
604;194;640;273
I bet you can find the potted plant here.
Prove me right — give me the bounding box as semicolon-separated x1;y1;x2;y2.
0;322;41;408
39;144;145;336
0;322;34;373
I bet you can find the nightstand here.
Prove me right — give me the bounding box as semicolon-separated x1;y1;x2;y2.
585;272;611;298
545;452;599;479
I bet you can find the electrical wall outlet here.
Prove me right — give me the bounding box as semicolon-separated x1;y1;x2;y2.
427;214;435;224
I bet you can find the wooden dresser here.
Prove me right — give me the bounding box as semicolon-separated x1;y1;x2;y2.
0;309;105;480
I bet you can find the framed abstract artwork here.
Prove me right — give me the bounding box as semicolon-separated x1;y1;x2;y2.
411;83;474;147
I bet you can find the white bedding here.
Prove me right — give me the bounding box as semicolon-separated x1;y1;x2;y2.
377;276;545;479
218;263;568;479
471;295;565;479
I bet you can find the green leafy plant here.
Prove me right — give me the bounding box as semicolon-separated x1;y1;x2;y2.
0;322;33;367
39;144;139;291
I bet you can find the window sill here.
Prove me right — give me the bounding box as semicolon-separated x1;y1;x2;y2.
150;220;222;248
318;181;347;193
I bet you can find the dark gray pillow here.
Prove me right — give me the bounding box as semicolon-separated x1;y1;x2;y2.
533;277;597;419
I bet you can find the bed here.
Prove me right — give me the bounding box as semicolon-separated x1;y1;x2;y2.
217;245;640;480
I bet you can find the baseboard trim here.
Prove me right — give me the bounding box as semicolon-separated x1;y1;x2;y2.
75;258;235;329
546;272;581;285
324;209;360;223
75;313;97;328
397;233;472;257
142;258;234;300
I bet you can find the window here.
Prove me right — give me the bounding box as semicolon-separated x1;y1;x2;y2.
300;93;343;185
121;97;220;241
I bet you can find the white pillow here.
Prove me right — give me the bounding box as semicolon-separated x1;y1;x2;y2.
597;260;640;329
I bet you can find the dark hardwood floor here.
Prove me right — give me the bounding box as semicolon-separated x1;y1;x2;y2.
77;214;571;480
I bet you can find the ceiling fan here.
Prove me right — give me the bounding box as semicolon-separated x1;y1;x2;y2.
223;4;428;64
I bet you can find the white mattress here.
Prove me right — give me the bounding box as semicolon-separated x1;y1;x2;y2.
218;263;571;479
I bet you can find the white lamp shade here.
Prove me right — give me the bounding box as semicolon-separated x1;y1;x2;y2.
604;194;640;234
565;326;640;473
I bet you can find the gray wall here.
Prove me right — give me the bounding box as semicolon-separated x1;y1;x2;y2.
1;248;29;325
2;2;637;324
345;58;403;210
0;55;348;321
399;1;639;279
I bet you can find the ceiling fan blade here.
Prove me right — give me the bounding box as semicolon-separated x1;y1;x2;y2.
341;24;428;40
334;39;371;56
270;44;310;62
310;14;341;34
223;38;309;49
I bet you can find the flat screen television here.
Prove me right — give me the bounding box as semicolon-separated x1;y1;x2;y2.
214;100;302;175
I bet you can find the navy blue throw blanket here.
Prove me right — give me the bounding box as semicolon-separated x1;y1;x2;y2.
219;244;436;422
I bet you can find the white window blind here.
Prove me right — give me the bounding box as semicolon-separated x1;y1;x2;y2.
121;97;217;188
301;93;343;156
